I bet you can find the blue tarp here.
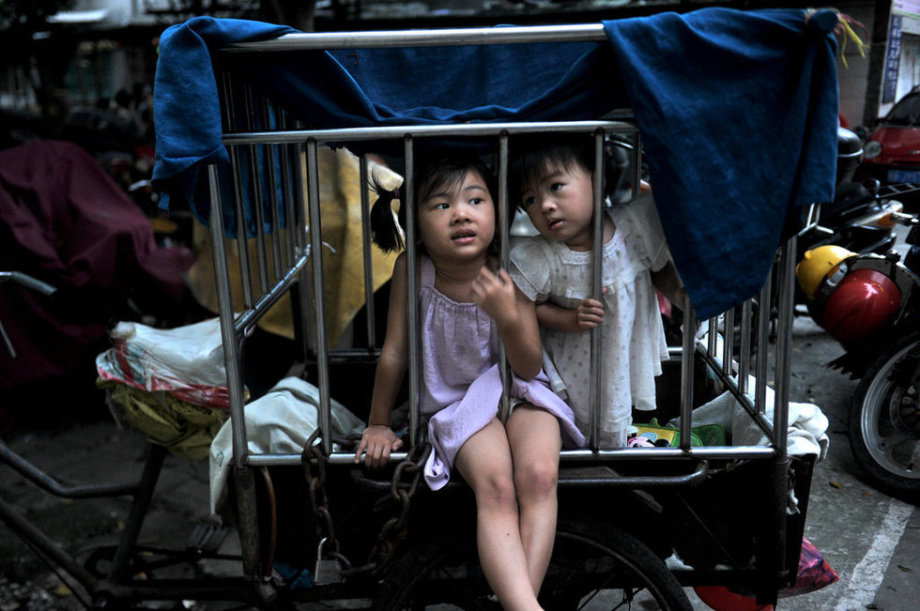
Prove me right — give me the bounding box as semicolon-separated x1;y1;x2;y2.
152;8;839;319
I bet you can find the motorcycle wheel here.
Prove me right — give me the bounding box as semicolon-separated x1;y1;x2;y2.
849;332;920;495
373;518;691;610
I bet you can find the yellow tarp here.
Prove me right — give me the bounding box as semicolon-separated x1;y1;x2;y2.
186;147;401;345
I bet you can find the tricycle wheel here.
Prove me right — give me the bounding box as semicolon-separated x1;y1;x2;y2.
374;518;690;610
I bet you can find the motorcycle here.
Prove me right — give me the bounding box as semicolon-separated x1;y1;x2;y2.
796;127;920;273
797;219;920;496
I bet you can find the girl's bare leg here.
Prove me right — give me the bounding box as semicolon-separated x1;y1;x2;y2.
455;418;543;611
506;406;562;593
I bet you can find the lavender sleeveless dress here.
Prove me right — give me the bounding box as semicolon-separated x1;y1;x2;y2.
419;257;586;490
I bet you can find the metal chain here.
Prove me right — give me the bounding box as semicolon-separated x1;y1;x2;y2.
301;430;342;561
367;440;431;569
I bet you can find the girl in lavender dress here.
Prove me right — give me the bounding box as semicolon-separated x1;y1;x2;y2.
354;154;584;611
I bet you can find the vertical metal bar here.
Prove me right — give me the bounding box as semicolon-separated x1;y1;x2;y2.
221;72;254;307
722;307;735;378
263;104;283;282
279;140;295;271
589;132;604;451
632;132;642;202
773;236;796;455
738;300;753;395
679;298;696;451
208;165;248;462
306;141;332;455
294;143;313;371
110;444;166;582
755;268;774;414
498;134;511;422
359;155;377;348
243;85;269;295
209;164;262;577
405;138;419;450
707;316;717;357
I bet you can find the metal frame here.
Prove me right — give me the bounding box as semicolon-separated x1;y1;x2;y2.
0;22;808;608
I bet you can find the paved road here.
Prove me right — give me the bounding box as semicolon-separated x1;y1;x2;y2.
1;314;918;610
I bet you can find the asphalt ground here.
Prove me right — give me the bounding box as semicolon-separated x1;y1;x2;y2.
1;312;918;610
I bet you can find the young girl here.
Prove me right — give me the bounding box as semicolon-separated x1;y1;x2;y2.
354;154;585;610
509;136;683;448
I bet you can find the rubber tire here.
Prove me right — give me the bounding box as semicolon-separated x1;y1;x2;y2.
849;332;920;495
374;517;691;610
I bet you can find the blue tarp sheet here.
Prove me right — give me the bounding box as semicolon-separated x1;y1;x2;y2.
152;7;839;319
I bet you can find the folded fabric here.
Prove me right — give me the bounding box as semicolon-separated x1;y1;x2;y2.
208;377;364;514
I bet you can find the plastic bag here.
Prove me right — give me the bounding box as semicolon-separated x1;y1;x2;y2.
96;318;231;408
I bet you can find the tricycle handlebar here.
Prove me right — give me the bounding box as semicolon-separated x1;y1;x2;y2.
0;272;57;296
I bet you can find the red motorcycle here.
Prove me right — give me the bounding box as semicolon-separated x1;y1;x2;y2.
797;222;920;497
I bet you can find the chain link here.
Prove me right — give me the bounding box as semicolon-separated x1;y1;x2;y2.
302;430;341;561
367;441;431;569
301;429;432;578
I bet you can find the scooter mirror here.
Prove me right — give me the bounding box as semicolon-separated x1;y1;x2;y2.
863;178;881;196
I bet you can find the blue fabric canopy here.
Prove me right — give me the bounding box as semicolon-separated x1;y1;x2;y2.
152;8;839;319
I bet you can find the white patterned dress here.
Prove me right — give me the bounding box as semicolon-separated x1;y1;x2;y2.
509;193;671;448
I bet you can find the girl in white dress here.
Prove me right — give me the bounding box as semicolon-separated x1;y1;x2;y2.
509;137;683;448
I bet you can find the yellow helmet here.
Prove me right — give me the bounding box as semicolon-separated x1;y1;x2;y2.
796;245;857;300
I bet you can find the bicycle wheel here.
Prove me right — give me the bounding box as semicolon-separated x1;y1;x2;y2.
375;518;691;610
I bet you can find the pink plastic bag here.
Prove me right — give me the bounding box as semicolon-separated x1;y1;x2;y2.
695;537;838;610
779;536;840;598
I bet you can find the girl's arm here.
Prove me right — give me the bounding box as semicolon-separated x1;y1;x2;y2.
356;254;408;467
536;299;605;332
473;268;543;379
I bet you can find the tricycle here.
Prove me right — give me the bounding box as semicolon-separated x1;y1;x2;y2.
1;6;842;609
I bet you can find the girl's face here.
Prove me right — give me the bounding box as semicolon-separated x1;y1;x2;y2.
520;160;595;251
417;169;495;263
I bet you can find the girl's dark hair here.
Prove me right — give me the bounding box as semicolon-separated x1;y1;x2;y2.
510;135;597;208
370;154;498;254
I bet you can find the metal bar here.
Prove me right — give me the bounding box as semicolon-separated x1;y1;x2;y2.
208;165;249;465
228;146;255;308
405;137;419;450
279;140;295;271
679;300;696;451
209;164;262;580
306;140;332;455
755;268;774;414
739;300;753;395
697;348;776;442
261;103;283;282
498;134;511;422
589;132;604;451
722;307;735;378
358;155;377;348
223;121;637;146
221;72;254;307
233;252;311;336
707;316;717;357
295;144;313;371
773;236;797;455
222;23;610;52
0;441;140;499
0;496;98;589
558;462;709;487
0;272;56;295
243;85;269;295
110;444;167;582
245;445;778;466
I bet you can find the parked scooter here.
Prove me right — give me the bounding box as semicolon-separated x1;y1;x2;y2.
796;128;920;274
797;223;920;496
